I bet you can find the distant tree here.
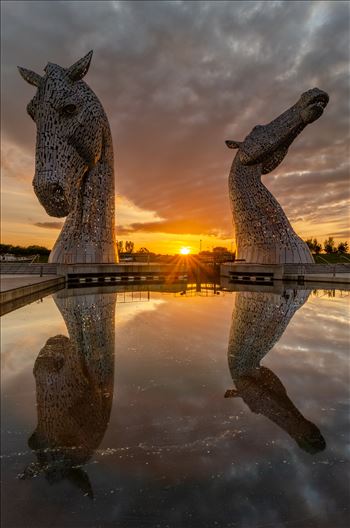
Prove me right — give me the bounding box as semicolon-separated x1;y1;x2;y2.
313;239;322;254
138;247;150;253
306;238;322;254
324;237;336;254
12;245;24;255
117;240;124;253
26;245;50;255
337;241;349;254
0;244;12;254
213;246;228;253
0;243;49;256
125;241;134;253
305;238;314;251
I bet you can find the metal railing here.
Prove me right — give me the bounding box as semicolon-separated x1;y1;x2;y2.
1;261;57;275
314;255;336;277
315;255;331;265
314;254;350;276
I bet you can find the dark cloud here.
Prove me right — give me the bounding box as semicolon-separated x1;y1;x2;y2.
34;222;64;229
118;218;225;236
1;0;349;240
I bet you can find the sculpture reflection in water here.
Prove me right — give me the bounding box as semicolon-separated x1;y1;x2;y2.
20;290;116;497
225;288;326;454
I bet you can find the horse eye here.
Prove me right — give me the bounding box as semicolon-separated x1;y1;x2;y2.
62;104;77;116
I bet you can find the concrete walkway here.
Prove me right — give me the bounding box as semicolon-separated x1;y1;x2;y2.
221;263;350;284
0;274;62;292
294;273;350;284
1;274;65;315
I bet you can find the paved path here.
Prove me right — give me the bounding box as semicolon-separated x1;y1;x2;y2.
0;274;62;293
304;273;350;283
0;275;65;316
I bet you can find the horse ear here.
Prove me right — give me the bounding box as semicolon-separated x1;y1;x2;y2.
225;140;242;149
224;389;240;398
18;67;42;87
67;50;93;81
67;468;94;499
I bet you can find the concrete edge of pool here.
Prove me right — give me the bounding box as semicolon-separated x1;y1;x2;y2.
0;275;66;316
1;261;349;316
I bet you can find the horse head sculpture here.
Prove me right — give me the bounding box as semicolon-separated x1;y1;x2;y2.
225;289;326;454
226;88;329;264
20;290;116;497
18;51;117;263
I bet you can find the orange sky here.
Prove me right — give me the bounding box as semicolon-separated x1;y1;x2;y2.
1;1;349;254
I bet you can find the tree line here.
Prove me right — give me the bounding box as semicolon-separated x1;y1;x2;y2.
0;242;148;256
0;243;50;256
305;237;348;254
117;241;150;253
1;239;348;257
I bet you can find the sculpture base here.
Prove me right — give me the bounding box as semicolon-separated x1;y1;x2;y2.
237;244;314;265
48;245;118;265
221;262;350;285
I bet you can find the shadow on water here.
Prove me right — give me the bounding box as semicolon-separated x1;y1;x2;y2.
225;288;326;454
19;289;116;498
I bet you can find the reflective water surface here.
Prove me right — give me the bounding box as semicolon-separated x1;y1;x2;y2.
1;284;349;528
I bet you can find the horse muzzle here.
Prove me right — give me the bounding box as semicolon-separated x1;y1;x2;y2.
33;173;70;217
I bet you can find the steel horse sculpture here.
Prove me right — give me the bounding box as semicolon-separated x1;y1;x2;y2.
225;288;326;454
18;51;117;264
226;88;329;264
21;290;116;497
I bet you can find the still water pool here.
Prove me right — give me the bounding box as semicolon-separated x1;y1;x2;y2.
1;284;349;528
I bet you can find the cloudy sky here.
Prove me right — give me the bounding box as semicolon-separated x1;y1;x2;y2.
1;0;349;253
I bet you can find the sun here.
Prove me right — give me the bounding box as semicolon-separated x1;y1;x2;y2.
179;247;191;255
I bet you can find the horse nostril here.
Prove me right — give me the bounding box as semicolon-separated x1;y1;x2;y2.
33;177;70;217
52;184;65;201
53;184;63;195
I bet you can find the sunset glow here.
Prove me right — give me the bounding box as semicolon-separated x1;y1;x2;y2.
1;2;349;527
1;2;348;254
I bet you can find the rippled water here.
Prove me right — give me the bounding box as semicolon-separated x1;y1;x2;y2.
1;284;349;528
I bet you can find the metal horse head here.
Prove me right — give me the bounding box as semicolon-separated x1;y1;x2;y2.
18;52;117;264
20;290;116;497
19;51;107;216
225;88;329;264
226;88;329;174
225;289;326;454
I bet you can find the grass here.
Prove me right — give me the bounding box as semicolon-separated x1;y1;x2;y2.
313;253;350;264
